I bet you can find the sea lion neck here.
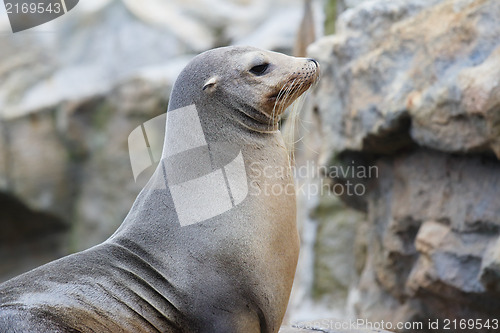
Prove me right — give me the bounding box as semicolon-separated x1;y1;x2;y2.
166;69;279;144
220;96;281;134
160;100;278;162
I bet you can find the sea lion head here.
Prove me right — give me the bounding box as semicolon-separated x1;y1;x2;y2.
168;46;320;133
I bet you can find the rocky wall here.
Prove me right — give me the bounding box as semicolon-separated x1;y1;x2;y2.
307;0;500;330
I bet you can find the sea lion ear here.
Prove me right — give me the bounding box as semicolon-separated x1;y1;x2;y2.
203;77;218;92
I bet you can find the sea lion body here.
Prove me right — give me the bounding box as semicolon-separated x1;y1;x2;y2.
0;46;319;332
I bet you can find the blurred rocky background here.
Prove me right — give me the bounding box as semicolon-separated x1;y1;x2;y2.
1;0;500;331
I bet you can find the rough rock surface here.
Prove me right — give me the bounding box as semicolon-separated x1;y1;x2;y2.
306;0;500;330
310;0;500;160
311;195;366;306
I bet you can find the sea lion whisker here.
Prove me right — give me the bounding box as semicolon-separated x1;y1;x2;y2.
280;78;298;113
283;82;305;161
270;81;292;128
273;81;291;113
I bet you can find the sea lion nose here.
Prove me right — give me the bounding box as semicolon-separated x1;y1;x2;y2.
308;58;319;67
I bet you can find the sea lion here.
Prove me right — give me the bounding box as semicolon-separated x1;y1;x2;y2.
0;46;319;332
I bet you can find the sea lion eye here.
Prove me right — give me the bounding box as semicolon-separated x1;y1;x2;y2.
250;63;269;75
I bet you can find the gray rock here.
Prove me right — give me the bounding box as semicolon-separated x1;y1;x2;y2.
312;195;366;307
309;0;500;161
0;193;68;283
304;0;500;327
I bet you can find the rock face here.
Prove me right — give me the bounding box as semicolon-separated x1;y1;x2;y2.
0;193;67;282
306;0;500;330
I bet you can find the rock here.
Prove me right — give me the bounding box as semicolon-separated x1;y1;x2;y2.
353;149;500;325
1;110;74;218
234;7;303;53
311;195;366;307
309;0;500;161
480;238;500;292
68;75;170;249
0;0;183;120
0;74;170;254
10;65;112;119
338;0;371;12
0;193;68;283
304;0;500;328
123;0;309;53
122;0;216;51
